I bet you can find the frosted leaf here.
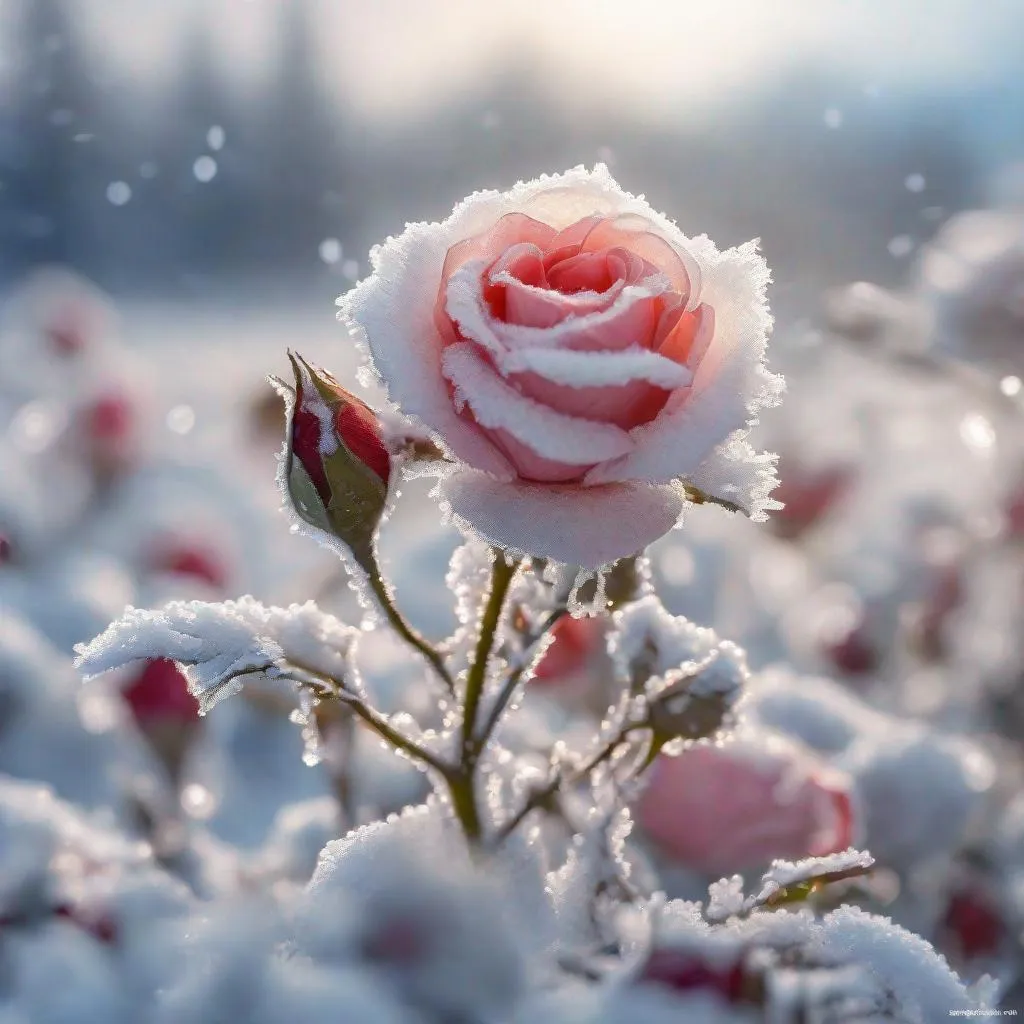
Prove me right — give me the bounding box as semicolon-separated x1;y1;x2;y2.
728;849;876;917
75;598;356;713
610;596;725;693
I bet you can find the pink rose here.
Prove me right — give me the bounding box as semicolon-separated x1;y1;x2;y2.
340;166;780;567
636;736;856;874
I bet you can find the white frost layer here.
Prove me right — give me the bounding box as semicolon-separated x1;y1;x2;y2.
75;597;356;713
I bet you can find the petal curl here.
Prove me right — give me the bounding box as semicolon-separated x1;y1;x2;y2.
437;470;684;568
441;342;634;466
584;241;781;486
339;222;515;480
446;261;673;355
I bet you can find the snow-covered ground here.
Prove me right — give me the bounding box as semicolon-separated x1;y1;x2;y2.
3;197;1024;1021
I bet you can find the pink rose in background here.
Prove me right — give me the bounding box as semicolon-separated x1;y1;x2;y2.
340;165;781;567
636;736;857;874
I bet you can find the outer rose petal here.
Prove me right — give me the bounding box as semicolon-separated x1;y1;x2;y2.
437;469;684;566
585;241;782;487
340;223;516;480
636;738;855;874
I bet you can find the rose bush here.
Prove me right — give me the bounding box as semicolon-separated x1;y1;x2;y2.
339;165;782;567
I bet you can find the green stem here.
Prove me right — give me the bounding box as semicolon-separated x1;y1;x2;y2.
284;661;451;777
492;722;646;845
477;605;569;748
359;543;456;696
448;551;518;843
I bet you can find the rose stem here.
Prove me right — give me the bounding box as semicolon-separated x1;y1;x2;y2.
356;539;457;697
449;551;519;843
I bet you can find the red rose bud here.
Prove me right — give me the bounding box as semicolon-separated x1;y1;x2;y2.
773;464;850;540
81;392;137;479
150;540;228;590
122;658;200;726
122;658;200;784
285;352;392;565
638;949;750;1004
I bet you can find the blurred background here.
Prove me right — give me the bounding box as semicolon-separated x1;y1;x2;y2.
4;2;1024;1011
1;0;1023;314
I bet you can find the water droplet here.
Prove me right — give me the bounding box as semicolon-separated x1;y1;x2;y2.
904;173;926;193
139;161;158;179
319;238;342;265
193;156;217;183
207;125;225;151
823;107;843;129
342;258;360;281
181;783;217;819
166;404;195;435
887;235;914;258
959;412;995;452
1000;375;1022;397
106;181;131;206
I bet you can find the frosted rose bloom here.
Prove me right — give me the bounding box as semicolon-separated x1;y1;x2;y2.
340;166;781;567
636;736;857;874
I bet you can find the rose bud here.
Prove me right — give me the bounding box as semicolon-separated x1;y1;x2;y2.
941;886;1004;962
285;352;392;566
532;615;605;685
636;736;857;875
637;949;752;1005
772;463;851;540
79;391;137;479
122;658;200;783
149;538;228;591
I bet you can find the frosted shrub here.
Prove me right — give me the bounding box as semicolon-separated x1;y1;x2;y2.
69;169;997;1021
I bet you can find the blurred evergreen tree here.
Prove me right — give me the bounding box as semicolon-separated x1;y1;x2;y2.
0;0;98;280
249;0;346;282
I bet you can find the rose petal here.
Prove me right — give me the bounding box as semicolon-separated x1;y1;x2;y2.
500;347;691;428
446;262;673;355
340;223;516;480
584;242;779;486
580;215;701;308
438;470;684;567
441;342;634;474
492;269;624;329
656;303;716;369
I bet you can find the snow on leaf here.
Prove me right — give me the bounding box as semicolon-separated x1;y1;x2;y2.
74;597;356;713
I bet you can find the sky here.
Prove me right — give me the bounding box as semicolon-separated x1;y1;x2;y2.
3;0;1023;124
